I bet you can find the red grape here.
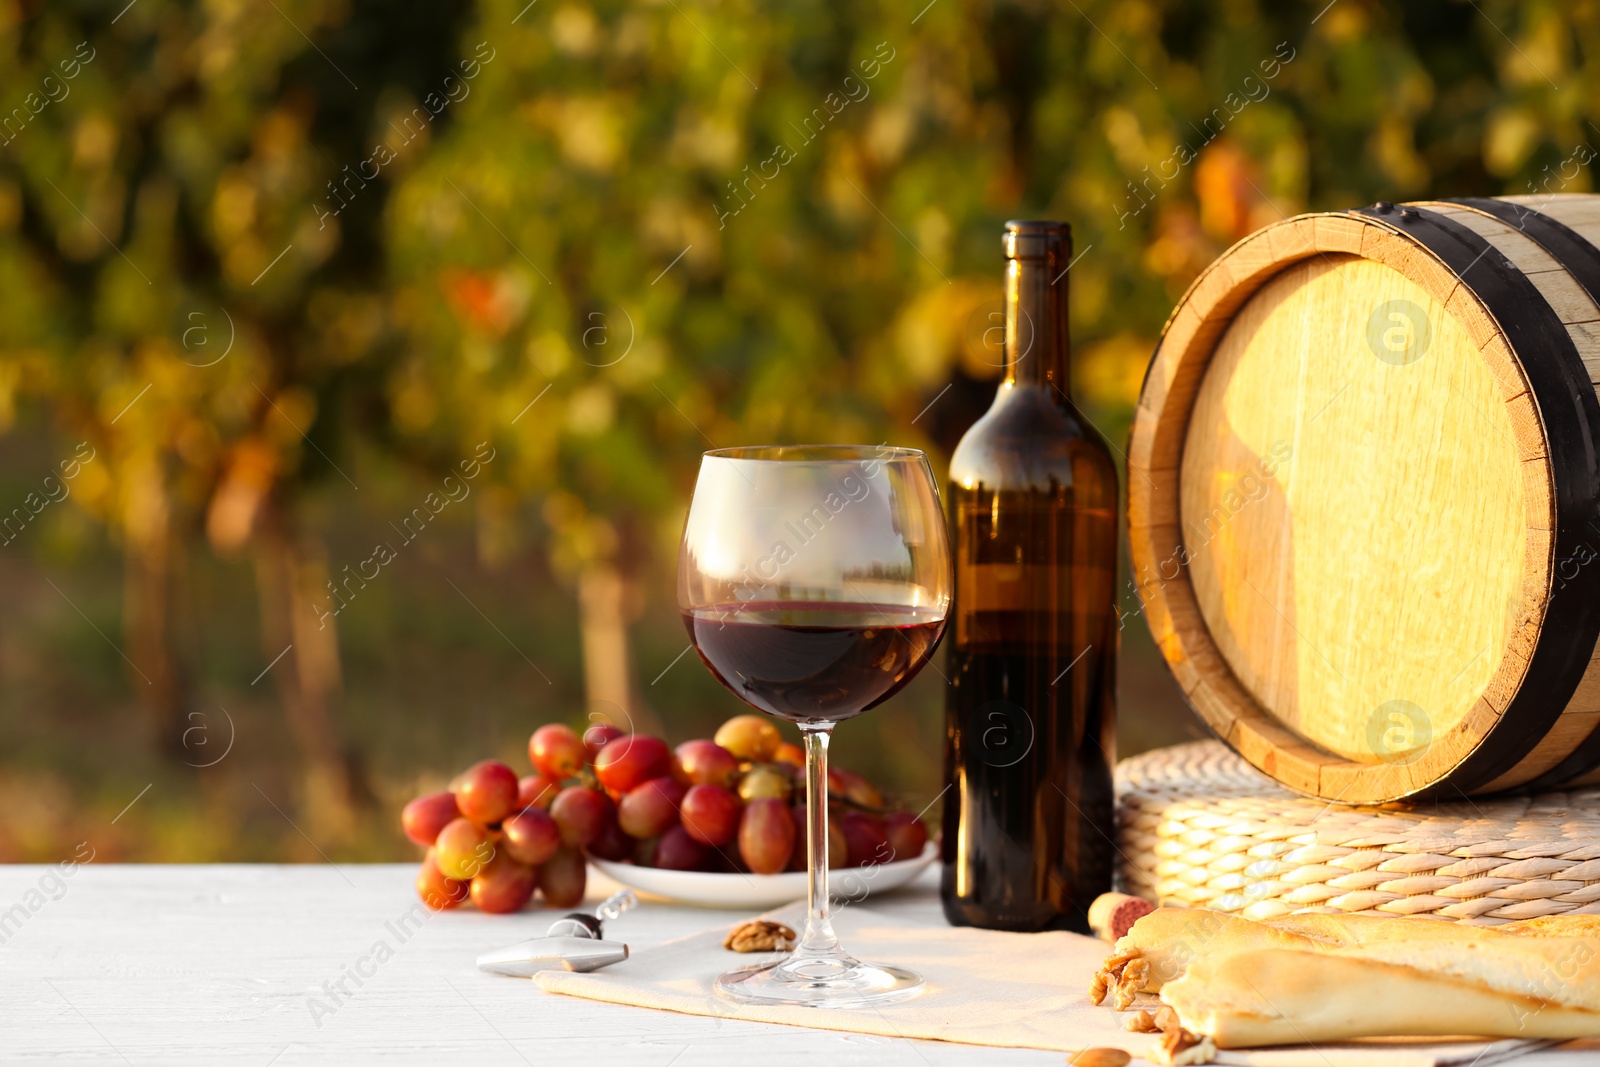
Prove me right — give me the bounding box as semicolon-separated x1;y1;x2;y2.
738;797;795;874
839;810;891;867
882;812;928;861
538;847;587;907
402;791;460;847
673;739;740;787
470;852;537;914
593;735;672;794
827;767;883;809
582;722;626;760
786;804;849;870
501;807;560;866
617;776;686;839
587;813;634;861
709;846;748;874
455;760;519;825
773;742;806;771
827;811;848;868
737;765;791;802
529;723;586;780
829;815;849;866
680;784;741;847
517;774;558;810
435;817;495;880
550;785;612;848
787;804;808;872
632;833;661;866
652;825;711;871
714;714;781;760
416;849;470;910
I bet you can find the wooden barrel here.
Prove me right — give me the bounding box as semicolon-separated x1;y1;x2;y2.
1129;194;1600;803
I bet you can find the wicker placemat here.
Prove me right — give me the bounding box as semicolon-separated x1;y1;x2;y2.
1115;741;1600;924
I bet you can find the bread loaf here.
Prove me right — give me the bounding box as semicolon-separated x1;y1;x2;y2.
1107;906;1533;993
1163;938;1600;1047
1092;906;1600;1048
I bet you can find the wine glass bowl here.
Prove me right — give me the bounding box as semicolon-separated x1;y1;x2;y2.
678;444;952;1007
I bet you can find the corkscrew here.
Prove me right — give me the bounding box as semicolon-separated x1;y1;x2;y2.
476;890;636;977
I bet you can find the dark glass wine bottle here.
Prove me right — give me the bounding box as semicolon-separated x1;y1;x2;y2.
939;220;1119;933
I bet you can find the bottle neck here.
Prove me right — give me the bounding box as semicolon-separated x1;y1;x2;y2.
1003;252;1070;392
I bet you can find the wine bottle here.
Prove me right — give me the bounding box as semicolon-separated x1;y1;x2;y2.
939;220;1119;933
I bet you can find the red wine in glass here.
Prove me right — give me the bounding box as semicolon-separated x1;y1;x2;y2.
682;601;946;723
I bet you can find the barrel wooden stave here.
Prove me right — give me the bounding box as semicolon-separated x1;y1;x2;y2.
1410;200;1600;791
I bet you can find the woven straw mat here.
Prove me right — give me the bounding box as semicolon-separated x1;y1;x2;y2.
1115;741;1600;925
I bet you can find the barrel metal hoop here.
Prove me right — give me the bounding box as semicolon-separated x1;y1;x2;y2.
1444;196;1600;789
1353;204;1600;796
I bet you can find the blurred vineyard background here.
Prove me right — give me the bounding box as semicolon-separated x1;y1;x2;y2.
0;0;1594;861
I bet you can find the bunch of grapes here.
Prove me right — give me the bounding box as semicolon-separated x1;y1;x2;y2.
401;714;930;913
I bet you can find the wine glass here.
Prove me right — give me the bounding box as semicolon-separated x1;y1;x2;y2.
678;444;952;1007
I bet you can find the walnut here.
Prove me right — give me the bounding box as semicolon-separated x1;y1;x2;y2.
1103;949;1140;971
1112;957;1151;1010
1153;1005;1180;1032
1153;1025;1216;1066
1170;1037;1217;1066
1123;1009;1159;1033
1090;948;1144;1007
723;920;796;953
1122;956;1150;985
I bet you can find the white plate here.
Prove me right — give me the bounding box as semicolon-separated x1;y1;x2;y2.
589;844;937;909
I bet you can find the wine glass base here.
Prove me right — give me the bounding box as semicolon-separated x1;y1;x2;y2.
714;953;925;1008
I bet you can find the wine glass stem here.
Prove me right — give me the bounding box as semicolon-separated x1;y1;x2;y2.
798;723;840;960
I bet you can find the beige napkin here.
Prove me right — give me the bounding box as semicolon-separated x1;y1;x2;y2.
534;881;1547;1066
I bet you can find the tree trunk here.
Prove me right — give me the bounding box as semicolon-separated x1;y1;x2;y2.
253;498;367;840
121;454;191;757
578;556;656;736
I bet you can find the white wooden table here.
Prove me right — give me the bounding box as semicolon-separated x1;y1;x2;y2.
4;864;1593;1066
1;863;1072;1065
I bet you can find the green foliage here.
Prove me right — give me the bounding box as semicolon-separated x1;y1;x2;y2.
4;0;1596;562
